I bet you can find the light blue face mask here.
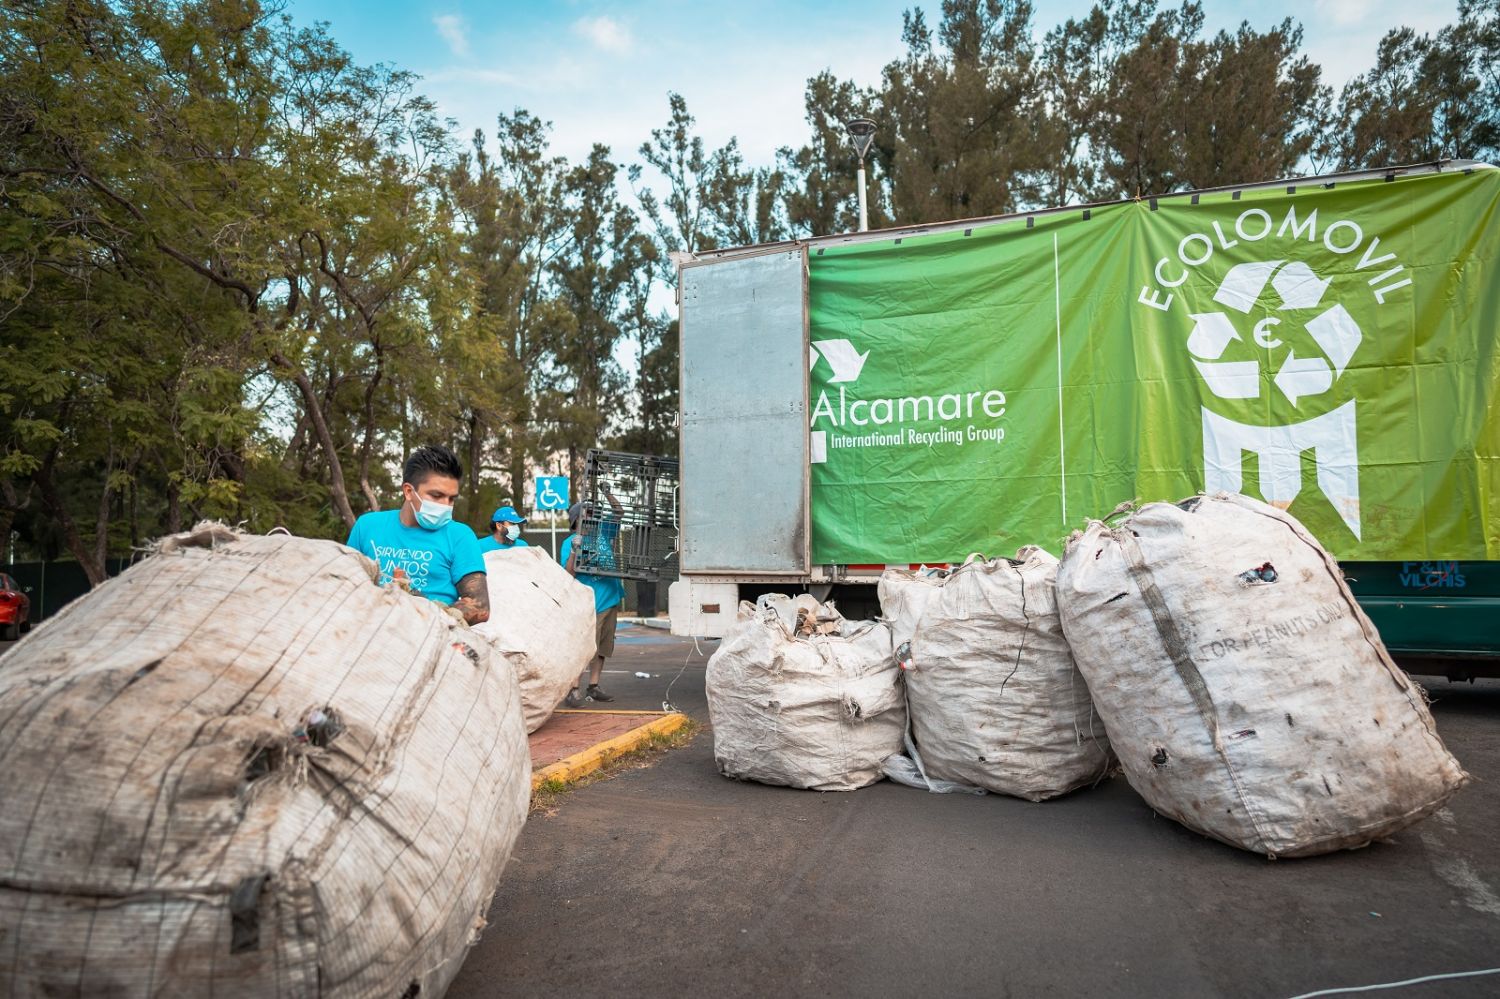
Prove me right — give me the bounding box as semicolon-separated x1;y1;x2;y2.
409;494;452;531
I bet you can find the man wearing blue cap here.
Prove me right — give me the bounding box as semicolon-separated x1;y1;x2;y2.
478;504;529;553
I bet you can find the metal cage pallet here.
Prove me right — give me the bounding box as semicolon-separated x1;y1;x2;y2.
575;450;680;582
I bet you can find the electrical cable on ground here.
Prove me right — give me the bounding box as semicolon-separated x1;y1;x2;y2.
1285;966;1500;998
661;634;703;713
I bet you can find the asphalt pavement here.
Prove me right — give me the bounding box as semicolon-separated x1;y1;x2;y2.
450;626;1500;999
2;626;1494;998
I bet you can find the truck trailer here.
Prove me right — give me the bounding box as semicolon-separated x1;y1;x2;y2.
666;161;1500;672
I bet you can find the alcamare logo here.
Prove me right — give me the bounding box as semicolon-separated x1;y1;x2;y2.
810;339;869;382
808;338;1008;464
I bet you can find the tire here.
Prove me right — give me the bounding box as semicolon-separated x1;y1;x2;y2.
1;623;16;642
18;618;30;634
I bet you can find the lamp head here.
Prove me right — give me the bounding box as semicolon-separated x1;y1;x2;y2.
846;117;876;160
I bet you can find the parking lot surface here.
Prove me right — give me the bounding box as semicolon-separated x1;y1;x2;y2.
449;626;1500;998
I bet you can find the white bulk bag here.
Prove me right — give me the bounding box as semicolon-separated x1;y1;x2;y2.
1057;494;1468;857
472;546;597;732
706;599;903;791
0;525;530;997
880;550;1113;800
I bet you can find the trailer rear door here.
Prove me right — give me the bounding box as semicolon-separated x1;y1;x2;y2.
678;247;809;575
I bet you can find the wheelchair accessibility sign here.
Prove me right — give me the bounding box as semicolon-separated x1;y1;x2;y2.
535;476;570;512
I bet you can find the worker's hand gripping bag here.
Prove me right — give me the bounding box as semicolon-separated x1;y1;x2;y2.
0;525;530;997
879;549;1114;800
471;545;597;732
705;596;904;791
1056;494;1468;857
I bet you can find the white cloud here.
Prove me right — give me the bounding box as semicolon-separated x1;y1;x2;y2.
1305;1;1456;89
433;14;470;58
571;15;634;55
414;17;903;171
422;67;525;88
1313;0;1368;28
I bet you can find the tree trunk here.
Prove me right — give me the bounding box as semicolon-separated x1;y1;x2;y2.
129;475;139;549
507;431;527;516
357;347;384;512
466;410;483;516
272;351;357;529
33;460;107;587
640;353;653;453
280;410;310;473
167;477;182;534
91;440;116;574
0;478;30;560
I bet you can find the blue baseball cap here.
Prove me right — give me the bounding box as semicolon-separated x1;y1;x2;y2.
490;505;527;524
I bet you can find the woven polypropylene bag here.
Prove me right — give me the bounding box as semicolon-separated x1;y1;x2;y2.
0;525;530;996
879;550;1113;800
472;546;596;732
1056;494;1468;857
706;600;903;791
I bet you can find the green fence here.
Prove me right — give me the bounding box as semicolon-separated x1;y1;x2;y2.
3;558;136;623
2;544;668;623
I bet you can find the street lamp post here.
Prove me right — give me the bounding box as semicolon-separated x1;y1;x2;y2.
845;117;876;232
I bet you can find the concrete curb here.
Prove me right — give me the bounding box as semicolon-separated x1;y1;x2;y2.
531;711;691;791
618;616;671;630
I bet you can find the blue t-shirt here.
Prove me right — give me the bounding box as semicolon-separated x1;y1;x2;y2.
346;510;485;605
560;523;625;614
477;534;530;553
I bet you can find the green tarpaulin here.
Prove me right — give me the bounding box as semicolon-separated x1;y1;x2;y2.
808;167;1500;564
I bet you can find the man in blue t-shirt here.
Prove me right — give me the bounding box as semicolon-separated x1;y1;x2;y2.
477;504;530;553
560;487;625;705
345;445;489;625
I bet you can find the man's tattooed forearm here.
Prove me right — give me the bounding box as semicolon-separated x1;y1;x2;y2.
455;572;490;624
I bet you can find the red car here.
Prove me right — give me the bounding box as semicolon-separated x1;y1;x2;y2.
0;573;31;641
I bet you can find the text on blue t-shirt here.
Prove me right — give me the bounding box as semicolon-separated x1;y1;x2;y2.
346;509;486;605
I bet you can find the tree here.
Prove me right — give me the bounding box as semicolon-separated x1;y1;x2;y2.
626;93;780;459
0;0;259;579
1;0;496;573
778;71;888;237
542;146;647;480
446;112;573;507
879;1;1049;221
1087;2;1202;198
1175;20;1326;189
1036;5;1111;205
1334;6;1498;168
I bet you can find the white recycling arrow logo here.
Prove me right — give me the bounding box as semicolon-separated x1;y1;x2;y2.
1274;351;1333;405
1187;260;1361;408
1188;257;1367;540
810;339;870;383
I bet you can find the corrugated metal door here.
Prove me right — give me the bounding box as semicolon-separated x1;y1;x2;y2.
678;247;809;575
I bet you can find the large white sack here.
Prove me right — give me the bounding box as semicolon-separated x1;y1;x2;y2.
879;550;1114;800
1057;493;1468;857
471;546;596;732
706;599;903;791
0;525;530;997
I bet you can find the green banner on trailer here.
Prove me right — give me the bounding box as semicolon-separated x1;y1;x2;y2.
807;167;1500;564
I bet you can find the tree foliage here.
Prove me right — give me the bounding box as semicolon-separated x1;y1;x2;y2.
2;0;1494;575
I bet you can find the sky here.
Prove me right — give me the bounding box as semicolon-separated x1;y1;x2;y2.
284;0;1462;171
